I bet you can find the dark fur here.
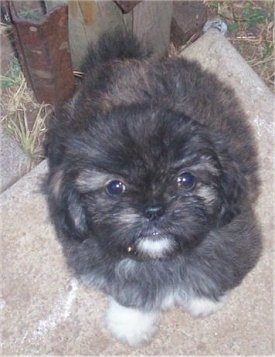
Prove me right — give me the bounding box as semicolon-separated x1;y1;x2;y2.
45;33;261;312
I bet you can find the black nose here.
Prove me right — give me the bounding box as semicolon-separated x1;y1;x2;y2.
144;204;165;220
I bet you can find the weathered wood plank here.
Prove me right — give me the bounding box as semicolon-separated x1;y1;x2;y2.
132;1;173;57
45;1;131;68
44;0;172;67
114;1;141;14
69;0;132;68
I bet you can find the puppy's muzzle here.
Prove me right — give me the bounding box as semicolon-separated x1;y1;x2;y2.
127;230;177;261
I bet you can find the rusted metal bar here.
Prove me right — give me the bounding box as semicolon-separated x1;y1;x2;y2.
6;1;75;108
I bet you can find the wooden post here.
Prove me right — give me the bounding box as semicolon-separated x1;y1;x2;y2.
67;1;132;68
133;1;173;58
44;0;173;68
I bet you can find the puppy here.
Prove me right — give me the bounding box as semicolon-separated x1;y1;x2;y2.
45;33;262;346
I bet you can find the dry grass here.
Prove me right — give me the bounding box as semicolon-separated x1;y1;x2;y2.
1;68;52;168
204;0;274;91
1;22;53;168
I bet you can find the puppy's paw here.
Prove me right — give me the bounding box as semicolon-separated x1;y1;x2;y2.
185;295;227;317
106;298;160;346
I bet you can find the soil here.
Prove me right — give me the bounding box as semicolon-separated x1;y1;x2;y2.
170;0;274;91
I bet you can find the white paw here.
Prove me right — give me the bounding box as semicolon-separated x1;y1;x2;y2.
106;298;160;346
185;295;227;317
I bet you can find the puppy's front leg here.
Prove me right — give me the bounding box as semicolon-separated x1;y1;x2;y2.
106;298;161;346
184;295;227;317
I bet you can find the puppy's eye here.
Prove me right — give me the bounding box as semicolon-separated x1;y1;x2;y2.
106;180;126;195
177;172;196;190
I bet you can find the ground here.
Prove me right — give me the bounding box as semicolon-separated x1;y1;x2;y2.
171;1;274;90
206;0;274;89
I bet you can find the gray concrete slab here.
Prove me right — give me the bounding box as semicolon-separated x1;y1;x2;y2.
0;125;30;193
1;29;274;355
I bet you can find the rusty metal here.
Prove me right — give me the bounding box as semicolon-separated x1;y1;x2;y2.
6;1;75;108
114;1;141;14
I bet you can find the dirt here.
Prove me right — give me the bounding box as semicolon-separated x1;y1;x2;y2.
170;1;274;92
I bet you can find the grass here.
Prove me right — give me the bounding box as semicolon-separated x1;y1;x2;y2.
242;2;270;27
0;23;53;169
0;58;22;89
1;61;52;168
16;4;44;21
204;0;274;90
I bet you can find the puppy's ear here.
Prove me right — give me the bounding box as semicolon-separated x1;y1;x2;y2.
44;102;75;169
48;169;88;241
44;125;65;168
218;157;245;225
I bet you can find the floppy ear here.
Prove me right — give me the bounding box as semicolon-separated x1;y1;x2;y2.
218;156;246;225
45;102;88;240
47;169;88;241
44;101;76;169
44;126;65;169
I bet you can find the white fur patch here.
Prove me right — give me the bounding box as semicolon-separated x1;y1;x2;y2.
161;291;177;310
106;298;160;346
137;237;173;258
185;295;227;317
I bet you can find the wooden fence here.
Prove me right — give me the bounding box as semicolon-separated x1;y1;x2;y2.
45;0;173;68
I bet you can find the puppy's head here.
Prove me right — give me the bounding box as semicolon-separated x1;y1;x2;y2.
47;105;245;260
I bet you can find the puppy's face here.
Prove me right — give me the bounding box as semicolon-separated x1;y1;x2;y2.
49;106;243;260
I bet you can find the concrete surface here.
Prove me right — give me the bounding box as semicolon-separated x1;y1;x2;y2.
1;29;274;355
0;125;30;193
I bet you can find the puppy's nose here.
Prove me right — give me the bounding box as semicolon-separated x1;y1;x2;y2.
144;204;165;220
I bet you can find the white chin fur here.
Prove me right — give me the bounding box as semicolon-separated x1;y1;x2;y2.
136;237;173;258
106;298;160;346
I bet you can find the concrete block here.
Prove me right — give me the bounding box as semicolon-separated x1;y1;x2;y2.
0;125;30;193
1;30;274;354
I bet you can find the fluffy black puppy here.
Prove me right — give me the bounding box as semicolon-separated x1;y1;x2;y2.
45;33;262;345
